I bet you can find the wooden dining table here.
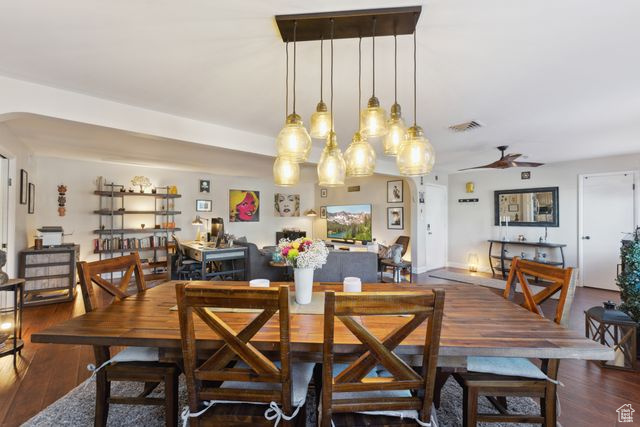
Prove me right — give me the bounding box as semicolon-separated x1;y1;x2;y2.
31;281;613;367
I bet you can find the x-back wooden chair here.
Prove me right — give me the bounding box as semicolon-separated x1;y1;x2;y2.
454;257;577;426
321;290;445;427
176;283;313;426
77;253;179;427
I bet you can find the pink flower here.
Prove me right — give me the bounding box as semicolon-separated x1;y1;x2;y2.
281;247;290;257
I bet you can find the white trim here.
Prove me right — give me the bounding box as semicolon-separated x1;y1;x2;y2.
577;170;639;288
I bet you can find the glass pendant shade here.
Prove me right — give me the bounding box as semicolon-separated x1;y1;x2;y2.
396;125;436;176
345;131;376;177
360;96;388;138
273;156;300;186
317;131;346;187
310;101;331;139
383;103;407;156
276;113;312;162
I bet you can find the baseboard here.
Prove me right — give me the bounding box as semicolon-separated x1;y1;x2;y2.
412;266;429;274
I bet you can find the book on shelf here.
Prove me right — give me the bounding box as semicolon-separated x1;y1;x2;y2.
93;235;169;252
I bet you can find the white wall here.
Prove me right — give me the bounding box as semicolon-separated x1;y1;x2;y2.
448;153;640;273
312;175;412;249
32;156;316;263
0;123;35;275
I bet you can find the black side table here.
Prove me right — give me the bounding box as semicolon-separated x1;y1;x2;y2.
0;279;25;366
585;305;637;371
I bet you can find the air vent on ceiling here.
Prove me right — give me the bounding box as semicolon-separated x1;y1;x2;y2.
448;120;482;133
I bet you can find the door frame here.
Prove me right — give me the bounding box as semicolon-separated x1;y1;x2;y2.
577;170;639;287
424;183;448;272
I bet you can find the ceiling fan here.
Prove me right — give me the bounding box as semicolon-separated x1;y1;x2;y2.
459;146;544;171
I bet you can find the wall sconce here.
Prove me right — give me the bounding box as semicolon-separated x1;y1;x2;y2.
467;253;479;272
305;209;318;217
466;182;475;193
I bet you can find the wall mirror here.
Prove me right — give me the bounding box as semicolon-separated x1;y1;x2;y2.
494;187;559;227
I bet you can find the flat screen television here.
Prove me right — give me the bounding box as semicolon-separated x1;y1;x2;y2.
326;204;372;242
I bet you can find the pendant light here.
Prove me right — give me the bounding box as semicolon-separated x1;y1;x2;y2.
317;19;346;187
273;42;300;186
397;15;435;176
360;17;388;138
273;155;300;186
383;35;408;156
276;21;311;162
310;38;331;139
345;38;376;177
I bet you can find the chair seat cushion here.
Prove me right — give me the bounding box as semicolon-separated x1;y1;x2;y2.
467;356;548;380
112;346;160;363
331;364;437;426
221;361;315;407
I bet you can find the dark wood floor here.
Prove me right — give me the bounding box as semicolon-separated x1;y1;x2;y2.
0;271;638;426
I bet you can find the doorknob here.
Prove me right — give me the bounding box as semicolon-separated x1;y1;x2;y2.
582;236;591;240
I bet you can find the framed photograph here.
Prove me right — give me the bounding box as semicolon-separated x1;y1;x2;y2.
195;199;212;212
274;193;300;217
28;182;35;214
320;188;327;198
320;206;327;219
20;169;28;205
199;179;210;193
387;180;403;203
229;189;260;222
387;207;404;230
521;171;531;180
508;204;519;212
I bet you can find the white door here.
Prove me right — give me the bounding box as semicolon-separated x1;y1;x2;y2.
424;184;447;271
0;156;8;252
580;172;636;290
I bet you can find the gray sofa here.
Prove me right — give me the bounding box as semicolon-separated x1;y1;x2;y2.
236;241;379;283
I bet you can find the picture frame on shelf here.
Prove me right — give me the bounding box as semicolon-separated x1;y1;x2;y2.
20;169;28;205
320;206;327;219
387;207;404;229
28;183;35;214
387;180;403;203
196;199;212;212
199;179;210;193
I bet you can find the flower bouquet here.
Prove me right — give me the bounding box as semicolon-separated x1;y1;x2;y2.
277;238;329;304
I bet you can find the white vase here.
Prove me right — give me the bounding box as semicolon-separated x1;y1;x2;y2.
294;267;314;305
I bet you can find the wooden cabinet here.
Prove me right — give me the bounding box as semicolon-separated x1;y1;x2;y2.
18;245;79;306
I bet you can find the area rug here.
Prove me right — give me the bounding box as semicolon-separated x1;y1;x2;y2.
428;269;558;300
24;375;541;426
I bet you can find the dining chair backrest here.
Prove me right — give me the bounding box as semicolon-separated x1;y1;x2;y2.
503;257;576;326
77;253;146;312
321;290;445;424
176;283;293;416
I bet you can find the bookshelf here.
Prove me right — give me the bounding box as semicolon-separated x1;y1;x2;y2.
94;184;182;280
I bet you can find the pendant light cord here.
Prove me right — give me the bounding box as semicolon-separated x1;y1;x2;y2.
358;37;362;119
330;19;334;132
293;21;297;114
320;37;324;103
413;13;417;127
285;42;289;117
394;34;398;105
372;17;376;97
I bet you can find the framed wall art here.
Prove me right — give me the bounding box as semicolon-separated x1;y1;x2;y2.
387;180;403;203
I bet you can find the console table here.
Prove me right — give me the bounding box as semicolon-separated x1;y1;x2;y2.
487;240;566;278
180;241;247;280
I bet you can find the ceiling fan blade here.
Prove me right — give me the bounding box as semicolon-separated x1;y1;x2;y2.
502;153;522;161
459;160;503;171
514;161;544;167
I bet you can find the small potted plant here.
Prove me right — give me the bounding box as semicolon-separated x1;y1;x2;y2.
277;238;329;304
616;230;640;358
131;176;152;193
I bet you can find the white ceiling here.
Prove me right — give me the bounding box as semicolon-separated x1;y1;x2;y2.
0;0;639;171
3;115;319;179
